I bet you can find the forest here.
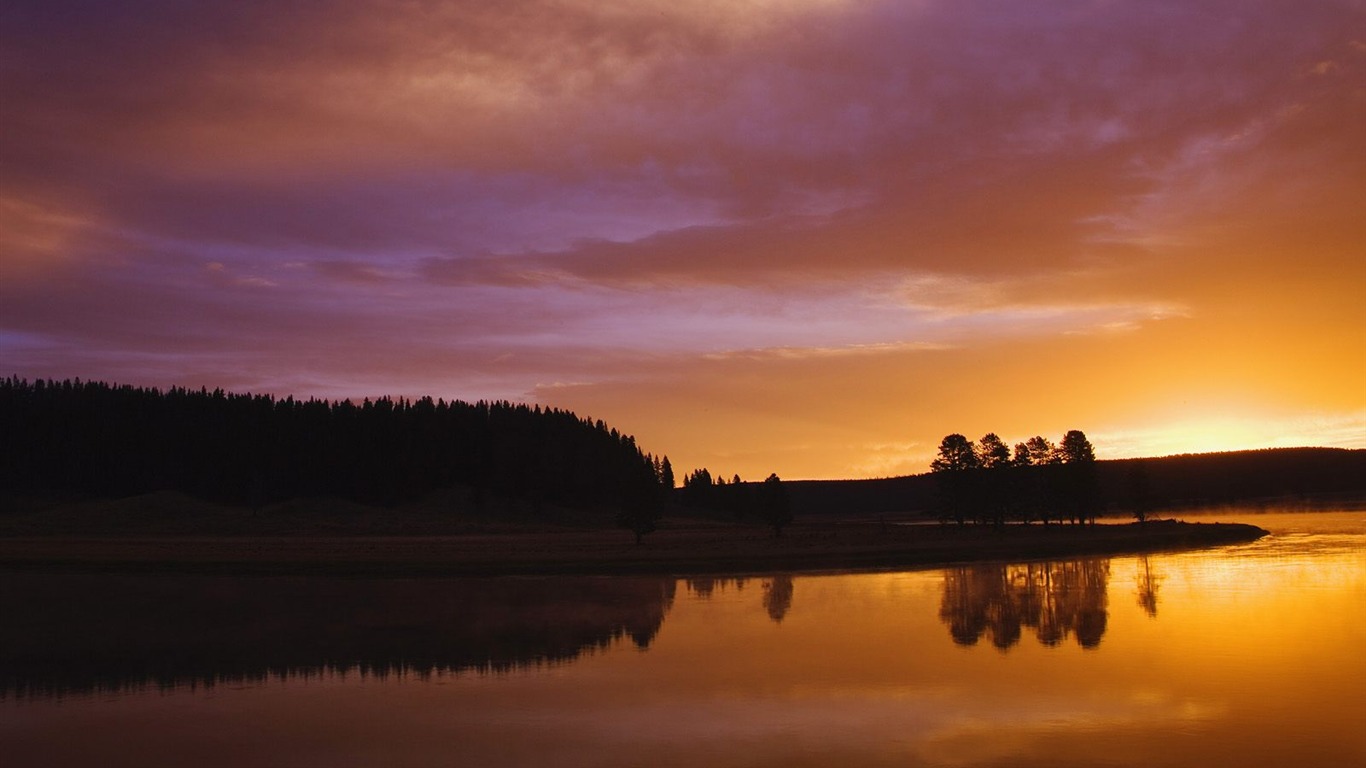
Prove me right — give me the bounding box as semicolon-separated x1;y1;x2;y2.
0;378;670;519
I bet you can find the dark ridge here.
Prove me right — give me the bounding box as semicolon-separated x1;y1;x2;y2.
784;448;1366;517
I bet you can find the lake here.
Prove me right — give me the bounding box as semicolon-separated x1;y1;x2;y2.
3;509;1363;767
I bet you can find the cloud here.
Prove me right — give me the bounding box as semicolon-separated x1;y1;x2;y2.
8;0;1358;288
2;0;1363;477
703;341;952;362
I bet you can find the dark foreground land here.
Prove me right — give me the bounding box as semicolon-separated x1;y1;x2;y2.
0;518;1267;577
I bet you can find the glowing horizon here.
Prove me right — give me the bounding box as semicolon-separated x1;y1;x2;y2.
2;1;1363;480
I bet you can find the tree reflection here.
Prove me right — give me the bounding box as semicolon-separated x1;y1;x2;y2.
0;574;677;699
684;575;792;624
684;577;749;598
1135;556;1162;618
939;558;1110;651
762;576;794;623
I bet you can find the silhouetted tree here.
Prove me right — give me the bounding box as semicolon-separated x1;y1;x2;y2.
932;434;980;472
931;434;979;525
1059;430;1096;464
616;493;661;545
974;433;1013;527
659;456;675;490
1012;435;1063;523
1023;435;1059;465
976;433;1011;469
1057;430;1099;525
677;468;789;530
759;473;793;537
1125;464;1153;523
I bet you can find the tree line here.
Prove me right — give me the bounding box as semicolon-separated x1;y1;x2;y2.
0;378;672;521
678;468;794;536
930;430;1098;526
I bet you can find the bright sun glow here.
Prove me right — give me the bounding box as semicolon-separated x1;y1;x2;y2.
1098;409;1366;461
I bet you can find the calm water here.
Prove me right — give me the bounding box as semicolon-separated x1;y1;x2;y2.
3;510;1364;767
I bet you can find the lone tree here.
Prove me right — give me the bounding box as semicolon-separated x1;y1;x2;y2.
617;501;661;545
1126;464;1154;524
759;473;793;537
616;477;664;545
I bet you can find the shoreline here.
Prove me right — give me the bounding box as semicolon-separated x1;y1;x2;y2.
0;520;1269;578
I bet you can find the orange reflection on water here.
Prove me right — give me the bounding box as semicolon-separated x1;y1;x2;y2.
3;512;1364;767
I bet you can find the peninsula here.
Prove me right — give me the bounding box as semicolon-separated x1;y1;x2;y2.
0;515;1268;577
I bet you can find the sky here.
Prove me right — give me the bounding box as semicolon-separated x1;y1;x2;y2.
2;0;1364;480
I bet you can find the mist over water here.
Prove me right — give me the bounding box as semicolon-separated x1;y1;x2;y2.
4;510;1364;767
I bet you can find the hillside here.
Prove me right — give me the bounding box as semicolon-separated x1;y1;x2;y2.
0;378;670;515
785;447;1366;518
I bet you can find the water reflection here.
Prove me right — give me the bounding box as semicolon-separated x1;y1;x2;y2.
683;576;749;598
5;512;1364;768
0;573;675;699
762;575;794;623
1135;555;1162;617
938;558;1110;650
2;557;1131;698
9;555;1132;701
684;575;796;624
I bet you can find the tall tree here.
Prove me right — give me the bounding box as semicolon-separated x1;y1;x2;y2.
974;433;1012;527
1024;435;1059;465
977;433;1011;469
1059;430;1096;464
931;434;979;525
1125;464;1154;524
659;456;675;490
758;473;793;537
931;434;980;472
1057;430;1098;525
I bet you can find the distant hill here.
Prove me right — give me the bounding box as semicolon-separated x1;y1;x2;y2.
786;447;1366;518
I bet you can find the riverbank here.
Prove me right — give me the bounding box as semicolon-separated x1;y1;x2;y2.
0;519;1268;577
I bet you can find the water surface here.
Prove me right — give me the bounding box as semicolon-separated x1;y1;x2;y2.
3;510;1363;767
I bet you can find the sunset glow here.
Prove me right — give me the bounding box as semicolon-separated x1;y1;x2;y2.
2;1;1363;479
